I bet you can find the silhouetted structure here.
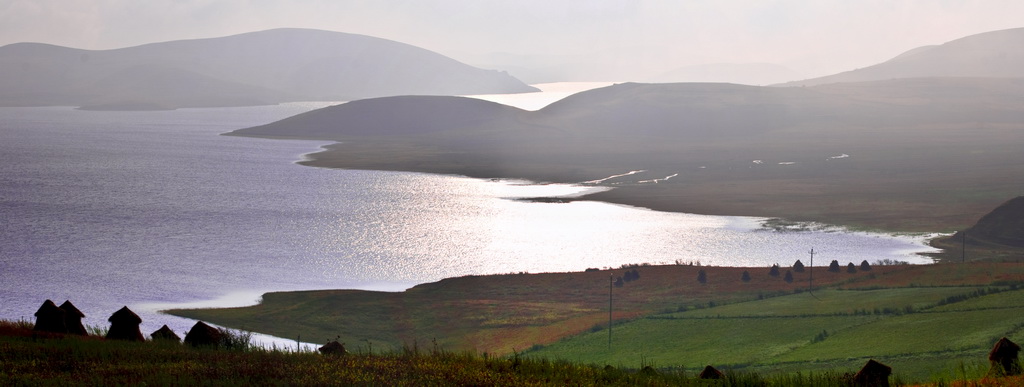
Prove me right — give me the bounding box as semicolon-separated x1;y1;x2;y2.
699;365;724;379
860;260;872;271
184;321;223;347
106;306;144;341
58;300;87;335
151;325;181;342
854;359;891;387
33;299;67;334
769;264;780;277
793;259;805;272
847;262;858;273
319;339;347;356
828;260;841;273
784;270;794;283
741;270;751;282
989;337;1022;376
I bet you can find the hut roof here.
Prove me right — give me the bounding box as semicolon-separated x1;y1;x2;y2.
151;325;181;341
990;337;1022;360
184;321;223;347
699;365;724;379
35;299;62;317
108;306;142;324
58;300;85;318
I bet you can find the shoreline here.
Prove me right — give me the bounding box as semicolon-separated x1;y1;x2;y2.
286;141;959;256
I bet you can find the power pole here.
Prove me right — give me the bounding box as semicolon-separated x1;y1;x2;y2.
608;273;613;350
808;248;815;294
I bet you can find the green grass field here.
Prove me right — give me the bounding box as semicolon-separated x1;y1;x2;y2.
527;286;1024;382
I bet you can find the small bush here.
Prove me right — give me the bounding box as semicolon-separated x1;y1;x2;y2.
218;328;254;351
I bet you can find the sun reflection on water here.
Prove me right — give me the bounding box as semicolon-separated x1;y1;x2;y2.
306;172;935;283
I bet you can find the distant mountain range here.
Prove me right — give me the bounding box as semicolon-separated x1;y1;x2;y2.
779;27;1024;86
0;28;537;110
170;26;1024;232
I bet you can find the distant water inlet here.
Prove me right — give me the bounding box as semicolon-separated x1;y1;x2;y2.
0;91;937;344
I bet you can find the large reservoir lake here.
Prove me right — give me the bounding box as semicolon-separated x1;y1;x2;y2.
0;84;938;344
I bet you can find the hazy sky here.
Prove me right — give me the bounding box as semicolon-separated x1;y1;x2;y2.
3;0;1023;80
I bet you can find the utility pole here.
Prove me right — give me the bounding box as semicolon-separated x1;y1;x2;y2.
608;273;613;350
962;231;967;263
808;248;815;294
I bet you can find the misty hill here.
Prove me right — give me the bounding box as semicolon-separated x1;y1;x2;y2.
781;27;1024;86
953;197;1024;248
649;63;802;85
0;28;537;110
233;79;1024;232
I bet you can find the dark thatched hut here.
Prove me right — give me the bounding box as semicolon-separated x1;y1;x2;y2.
989;337;1022;376
319;339;347;356
33;299;67;334
854;359;891;387
58;300;87;336
698;365;724;379
184;321;223;348
106;306;144;341
151;325;181;342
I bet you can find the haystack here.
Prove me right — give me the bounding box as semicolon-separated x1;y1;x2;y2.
853;359;891;387
151;325;181;342
698;365;724;379
989;337;1022;376
33;299;67;333
106;306;144;341
184;321;223;347
319;339;347;355
58;300;87;335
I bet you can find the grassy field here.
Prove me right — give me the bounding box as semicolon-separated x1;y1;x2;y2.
527;284;1024;382
167;262;1024;383
4;320;929;386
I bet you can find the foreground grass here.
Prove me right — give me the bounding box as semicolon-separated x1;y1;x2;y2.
167;263;1024;384
7;324;1024;386
1;321;898;386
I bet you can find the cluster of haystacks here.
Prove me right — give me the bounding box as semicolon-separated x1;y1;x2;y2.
33;299;89;336
24;300;366;358
28;300;219;346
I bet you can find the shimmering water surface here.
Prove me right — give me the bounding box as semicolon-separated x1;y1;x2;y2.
0;84;938;344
